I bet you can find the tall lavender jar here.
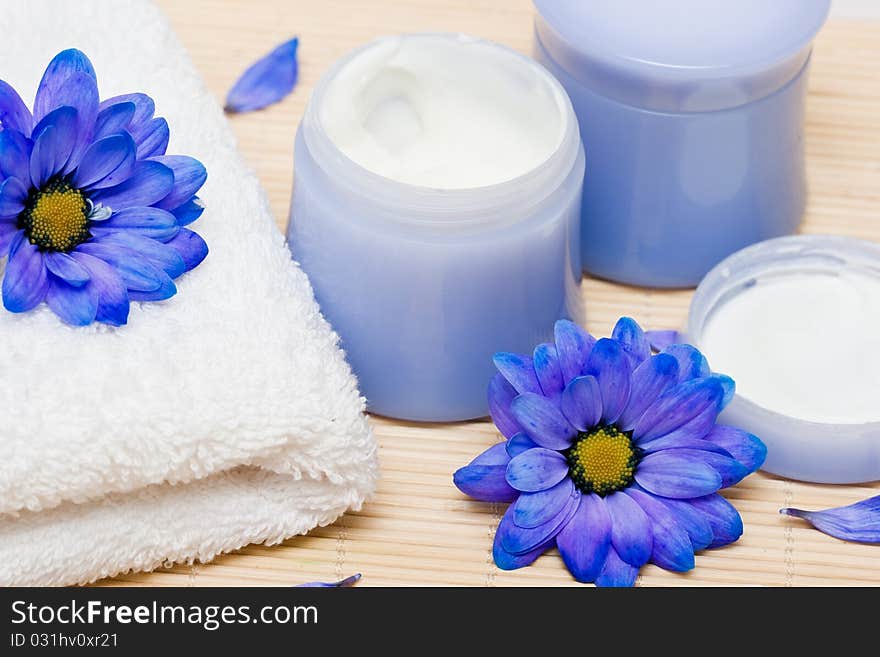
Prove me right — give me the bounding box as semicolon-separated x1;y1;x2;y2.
287;34;584;422
533;0;832;287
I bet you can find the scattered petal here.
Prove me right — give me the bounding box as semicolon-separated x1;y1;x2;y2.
226;37;300;113
781;495;880;543
297;574;361;587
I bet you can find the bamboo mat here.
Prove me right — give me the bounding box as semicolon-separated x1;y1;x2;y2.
101;1;880;586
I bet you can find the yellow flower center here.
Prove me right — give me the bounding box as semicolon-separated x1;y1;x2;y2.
21;179;90;252
566;425;640;496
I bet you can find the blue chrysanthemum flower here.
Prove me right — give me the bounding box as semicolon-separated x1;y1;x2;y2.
454;317;767;586
0;49;208;326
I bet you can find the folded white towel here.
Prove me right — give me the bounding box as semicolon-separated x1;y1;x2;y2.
0;0;377;586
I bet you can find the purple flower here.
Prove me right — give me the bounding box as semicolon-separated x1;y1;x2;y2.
296;574;362;588
0;49;208;326
454;318;766;586
225;37;299;114
781;496;880;543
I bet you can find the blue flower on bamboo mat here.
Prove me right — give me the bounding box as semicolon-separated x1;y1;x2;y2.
225;37;299;114
0;49;208;326
453;318;766;586
781;495;880;543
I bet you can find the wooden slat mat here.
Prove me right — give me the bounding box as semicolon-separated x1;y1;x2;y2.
102;1;880;586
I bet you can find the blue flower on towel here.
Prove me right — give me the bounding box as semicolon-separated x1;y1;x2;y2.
453;318;766;586
0;49;208;326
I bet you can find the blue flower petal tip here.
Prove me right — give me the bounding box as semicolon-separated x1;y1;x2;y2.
225;37;300;114
296;573;362;588
780;496;880;543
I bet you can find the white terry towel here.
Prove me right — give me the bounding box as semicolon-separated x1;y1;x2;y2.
0;0;377;585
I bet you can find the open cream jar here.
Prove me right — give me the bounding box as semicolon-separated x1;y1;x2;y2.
688;235;880;483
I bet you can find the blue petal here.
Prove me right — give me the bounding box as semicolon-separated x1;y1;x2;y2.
625;488;695;572
91;160;174;211
165;228;208;273
73;133;137;190
612;316;650;368
126;275;176;302
493;352;542;395
453;464;518;503
506;433;538;458
94;231;186;279
780;495;880;543
29;106;78;188
645;330;680;352
560;375;602;432
661;344;710;382
0;225;20;257
554;319;595;382
0;129;33;184
45;252;90;286
716;374;736;410
45;276;98;326
0;80;33;134
93;101;136;140
33;49;96;124
2;234;48;312
488;373;521;439
510;393;576;450
632;377;725;444
513;478;575;528
533;342;564;398
690;494;743;548
470;441;511;467
657;497;714;551
640;436;728;455
703;425;767;474
617;353;680;431
94;207;179;242
152;155;207;211
134;118;170;159
99;93;155;130
225;37;299;113
493;506;555;570
171;197;204;226
0;176;28;217
499;490;578;554
556;493;611;583
584;338;631;424
604;491;652;568
595;547;639;587
683;448;750;487
76;241;164;292
634;450;722;499
70;251;130;326
505;448;569;493
297;574;361;588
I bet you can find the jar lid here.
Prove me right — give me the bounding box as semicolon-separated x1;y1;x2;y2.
534;0;831;112
687;235;880;484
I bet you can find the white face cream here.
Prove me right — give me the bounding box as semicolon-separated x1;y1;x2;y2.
700;269;880;424
318;34;567;189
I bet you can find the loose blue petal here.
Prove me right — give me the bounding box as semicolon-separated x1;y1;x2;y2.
612;316;650;368
152;155;207;211
604;491;652;568
781;495;880;543
533;342;564;398
617;353;680;431
453;464;518;503
595;547;639;587
225;37;299;113
95;206;179;242
584;338;631;424
506;433;538;459
92;160;174;211
513;478;575;528
690;494;743;548
165;228;208;273
626;488;695;572
662;344;710;382
93;101;136;140
0;176;28;217
505;448;569;493
45;252;90;287
658;497;714;551
510;393;576;450
556;493;611;583
0;80;33;134
560;375;602;432
634;450;722;499
33;49;96;124
73;133;137;190
499;490;578;555
488;373;521;439
0;129;33;183
633;377;725;444
171;197;204;226
645;330;680;352
70;251;130;326
2;234;48;312
493;507;555;570
554;319;596;382
29;107;78;188
45;276;98;326
704;425;767;474
297;574;361;587
134;118;170;159
493;352;542;395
